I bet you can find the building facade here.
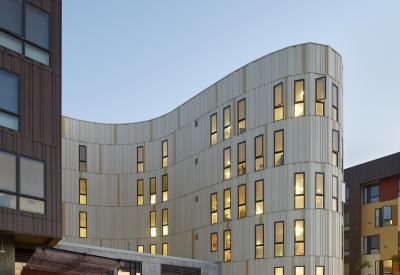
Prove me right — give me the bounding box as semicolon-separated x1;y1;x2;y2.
62;43;345;275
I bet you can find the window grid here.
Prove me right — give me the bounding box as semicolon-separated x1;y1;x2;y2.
223;230;231;262
238;184;246;218
137;146;144;173
294;220;305;256
238;142;246;176
332;84;338;121
210;113;217;146
237;99;246;135
150;211;156;237
295;173;305;209
79;178;87;205
254;135;264;171
162;208;168;236
316;173;324;209
223;147;231;180
150;177;156;204
79;211;87;238
255;224;264;259
162;174;168;201
224;188;231;221
137;179;144;205
79;145;87;172
274;222;284;257
332;176;338;211
0;69;19;131
274;130;284;166
315;77;326;116
364;183;379;204
162;140;168;167
294;79;305;117
223;106;231;139
211;193;217;224
363;234;379;254
255;180;263;215
211;232;218;252
332;130;339;166
274;83;284;121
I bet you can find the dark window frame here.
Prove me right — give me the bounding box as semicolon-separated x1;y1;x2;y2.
238;141;246;176
137;245;144;253
150;244;156;255
274;221;284;257
332;130;339;167
375;260;393;275
363;234;380;254
211;192;217;224
255;180;263;215
364;183;380;204
294;173;305;209
223;106;231;140
150;211;156;237
79;145;87;172
162;243;168;256
332;84;338;121
274;82;284;121
137;146;144;173
315;172;324;209
223;147;231;180
344;237;350;256
223;229;231;262
79;211;87;238
162;140;168;168
316;266;324;275
275;267;284;275
150;177;156;204
162;208;168;236
344;213;349;230
211;232;218;252
137;179;144;205
79;178;87;205
255;224;264;259
210;113;217;146
332;176;338;212
162;174;168;202
375;206;392;227
315;76;326;116
295;266;305;275
294;219;305;256
294;79;305;117
237;99;246;135
224;188;231;221
254;135;264;171
345;187;349;205
238;184;246;219
274;129;284;166
0;69;20;131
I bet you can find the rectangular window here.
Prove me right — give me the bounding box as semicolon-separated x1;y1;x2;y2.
238;184;246;218
332;84;338;121
295;173;305;209
274;221;284;257
345;187;349;204
211;232;218;252
137;179;144;205
295;220;304;256
315;77;326;116
79;178;87;205
294;79;305;117
274;130;284;166
150;244;156;255
150;211;156;237
316;266;324;275
344;264;349;275
150;177;156;204
210;113;217;146
332;130;339;166
376;260;393;275
162;140;168;167
238;142;246;176
332;176;338;211
137;146;144;173
223;106;231;139
255;180;263;214
79;145;87;172
274;83;284;121
316;173;324;208
224;188;231;221
137;245;144;253
255;135;264;171
344;213;349;230
162;243;168;256
255;224;264;259
162;174;168;201
238;99;246;134
363;234;380;254
375;206;392;227
295;267;305;275
223;147;231;180
79;211;87;238
162;208;168;236
211;193;217;224
224;230;231;262
0;69;19;131
344;238;350;256
364;184;379;204
275;267;283;275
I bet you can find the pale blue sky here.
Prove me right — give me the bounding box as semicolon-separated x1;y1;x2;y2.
62;0;400;168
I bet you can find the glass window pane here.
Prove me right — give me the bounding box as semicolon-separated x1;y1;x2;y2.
255;201;263;215
224;107;230;126
295;80;304;102
162;157;168;167
255;245;263;259
295;196;304;209
224;250;231;262
383;260;392;273
79;146;86;162
294;103;304;116
224;148;230;168
0;111;19;131
332;198;337;211
332;84;338;107
316;78;325;100
224;189;230;208
0;192;16;209
316;267;324;275
255;157;263;171
238;142;245;163
316;196;324;208
295;174;304;195
137;180;143;195
0;69;19;114
211;114;217;133
238;100;245;120
80;212;86;227
137;163;143;173
224;167;231;180
295;242;304;256
0;0;22;35
211;193;217;211
150;211;156;227
275;267;283;275
0;31;22;53
255;136;263;157
162;175;168;191
224;231;230;249
316;102;324;116
25;43;49;66
274;152;283;166
371;185;379;199
80;228;87;238
383;206;392;220
255;225;263;245
137;196;143;205
332;176;338;197
238;185;245;205
224;126;231;139
255;180;263;201
0;151;16;192
295;220;304;241
162;141;168;157
275;131;283;152
211;233;218;251
20;157;44;198
137;147;143;162
162;243;168;256
295;267;304;275
333;130;339;152
274;84;282;106
79;179;86;195
274;244;283;257
211;133;217;146
238;120;246;134
150;178;156;193
332;107;338;121
163;209;168;225
137;246;144;253
275;222;283;242
25;3;50;50
275;107;283;121
224;209;231;221
150;245;156;254
163;191;168;202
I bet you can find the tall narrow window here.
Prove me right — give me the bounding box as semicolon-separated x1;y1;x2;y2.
211;232;218;252
332;130;339;166
364;184;379;204
375;206;393;227
238;99;246;134
295;267;305;275
255;180;263;214
0;69;19;131
295;220;305;255
211;193;217;224
255;224;264;259
375;260;392;275
137;179;144;205
224;188;231;221
150;177;156;204
162;243;168;256
275;267;283;275
295;173;305;209
332;176;338;211
294;80;305;117
162;208;168;236
224;230;231;262
137;245;144;253
223;147;231;180
316;267;324;275
162;174;168;201
162;140;168;167
150;244;156;255
223;106;231;139
316;173;324;208
137;146;144;173
344;213;350;230
274;130;284;166
274;222;284;257
79;145;87;172
79;211;87;238
238;142;246;176
316;77;326;116
150;211;156;237
255;135;264;171
238;184;246;218
344;238;350;255
332;84;338;121
79;178;87;205
345;187;349;204
274;83;283;121
363;234;379;254
210;113;217;146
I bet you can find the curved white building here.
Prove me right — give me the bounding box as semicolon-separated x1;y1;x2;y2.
62;42;344;275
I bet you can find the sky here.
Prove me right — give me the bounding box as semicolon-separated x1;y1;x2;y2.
62;0;400;169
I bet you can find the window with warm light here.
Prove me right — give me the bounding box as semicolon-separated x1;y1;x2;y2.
79;145;87;172
237;99;246;134
150;244;156;255
211;193;217;224
137;179;143;205
344;238;349;256
162;140;168;167
137;146;144;173
332;176;338;211
79;178;87;205
294;79;305;117
223;147;231;180
274;222;284;257
150;177;156;204
162;243;168;256
274;130;284;166
223;106;231;139
210;113;217;146
275;267;284;275
295;173;304;209
211;232;218;252
375;206;392;227
238;184;246;218
316;173;324;209
137;245;144;253
315;77;325;116
255;180;263;214
295;266;305;275
295;220;304;256
79;211;87;238
162;208;168;236
316;266;324;275
255;224;264;259
238;142;246;176
254;135;264;171
274;83;284;121
162;174;168;201
375;259;392;275
150;211;156;237
332;84;338;121
224;230;231;262
224;188;231;221
332;130;339;166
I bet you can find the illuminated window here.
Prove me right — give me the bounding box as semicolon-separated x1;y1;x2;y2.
224;230;231;262
0;69;19;130
223;147;231;180
375;260;392;275
332;176;338;211
162;243;168;256
210;113;217;146
295;267;305;275
294;79;305;117
79;178;87;205
364;235;379;254
150;177;156;204
364;183;379;204
344;213;349;230
223;106;231;139
150;244;156;255
162;174;168;201
237;99;246;134
316;173;324;209
79;211;87;238
79;145;87;172
224;188;231;221
162;140;168;167
274;130;284;166
274;222;284;257
137;245;144;253
238;142;246;176
255;224;264;259
315;77;325;116
274;83;284;121
211;232;218;252
344;238;349;256
295;173;304;209
275;267;283;275
162;208;168;236
150;211;156;237
255;180;263;214
254;135;264;171
332;130;339;166
137;179;144;205
137;146;144;173
211;193;217;224
238;184;246;218
332;84;338;121
295;220;304;256
375;206;392;227
316;266;324;275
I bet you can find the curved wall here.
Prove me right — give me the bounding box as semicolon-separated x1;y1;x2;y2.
62;42;344;274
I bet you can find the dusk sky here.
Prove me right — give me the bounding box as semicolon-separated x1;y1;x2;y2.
62;1;400;168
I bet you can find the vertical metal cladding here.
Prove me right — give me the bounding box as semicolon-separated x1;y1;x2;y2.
62;43;344;275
